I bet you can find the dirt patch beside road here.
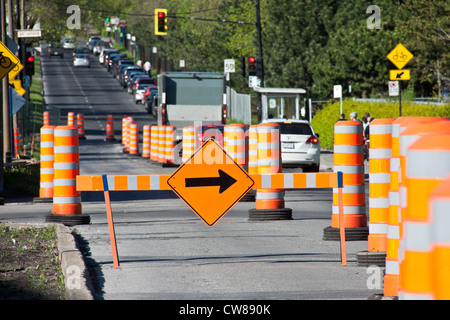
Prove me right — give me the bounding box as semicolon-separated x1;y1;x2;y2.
0;223;65;299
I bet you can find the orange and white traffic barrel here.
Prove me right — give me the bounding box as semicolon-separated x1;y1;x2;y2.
367;118;394;252
356;118;394;266
164;126;176;165
150;125;158;162
13;127;20;158
76;113;86;140
67;112;75;126
398;133;450;300
324;120;367;241
225;124;248;171
121;116;128;145
142;125;151;158
384;117;447;296
105;114;115;141
128;122;139;156
157;126;165;163
182;126;197;163
249;122;292;220
35;125;56;202
43;111;50;126
248;125;258;174
429;175;450;300
46;126;90;226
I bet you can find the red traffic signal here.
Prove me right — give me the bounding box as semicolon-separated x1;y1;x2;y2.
248;56;256;76
28;56;34;63
158;12;165;19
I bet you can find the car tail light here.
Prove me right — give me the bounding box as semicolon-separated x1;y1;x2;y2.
306;135;319;144
134;84;138;91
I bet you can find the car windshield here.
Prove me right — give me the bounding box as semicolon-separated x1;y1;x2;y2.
279;123;313;135
75;54;88;59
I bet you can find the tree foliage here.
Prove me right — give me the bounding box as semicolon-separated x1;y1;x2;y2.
25;0;449;99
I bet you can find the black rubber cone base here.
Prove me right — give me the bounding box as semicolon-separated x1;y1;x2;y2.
356;250;386;267
240;190;256;202
45;214;91;226
322;226;369;241
33;197;52;204
248;208;293;221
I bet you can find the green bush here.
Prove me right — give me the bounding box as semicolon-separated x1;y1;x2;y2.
311;100;450;149
4;164;40;197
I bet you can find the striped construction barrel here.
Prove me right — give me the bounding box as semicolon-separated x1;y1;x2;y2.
77;113;86;140
357;118;394;266
249;122;292;220
224;124;248;171
150;125;159;162
164;126;176;165
399;133;450;300
182;126;197;163
324;120;368;241
129;123;139;156
67;112;75;126
142;125;151;158
36;125;56;202
46;126;89;226
429;176;450;300
105;114;115;141
248;125;258;174
13;127;20;158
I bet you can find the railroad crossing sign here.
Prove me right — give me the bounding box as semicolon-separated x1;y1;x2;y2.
167;138;254;226
0;40;19;81
387;43;413;70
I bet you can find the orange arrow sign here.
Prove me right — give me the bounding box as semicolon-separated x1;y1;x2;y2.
167;138;254;226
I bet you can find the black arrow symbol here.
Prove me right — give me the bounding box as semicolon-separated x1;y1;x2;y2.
396;72;404;79
185;169;237;194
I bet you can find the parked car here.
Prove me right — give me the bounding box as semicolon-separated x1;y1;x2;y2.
102;50;118;67
112;59;134;78
261;119;320;171
107;53;127;71
144;86;159;115
73;53;90;67
63;39;75;49
72;47;89;57
120;67;144;87
99;48;116;64
134;84;154;104
48;44;64;58
129;77;156;95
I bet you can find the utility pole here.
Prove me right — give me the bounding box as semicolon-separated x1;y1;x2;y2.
1;0;10;164
255;0;264;123
0;0;5;204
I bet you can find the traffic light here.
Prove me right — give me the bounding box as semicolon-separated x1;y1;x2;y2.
155;9;167;35
25;52;34;76
255;58;263;77
248;56;256;76
237;57;245;78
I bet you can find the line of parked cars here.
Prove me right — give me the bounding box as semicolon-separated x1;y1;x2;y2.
97;45;158;116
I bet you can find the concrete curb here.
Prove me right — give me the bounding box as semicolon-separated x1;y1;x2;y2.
56;223;94;300
1;222;94;300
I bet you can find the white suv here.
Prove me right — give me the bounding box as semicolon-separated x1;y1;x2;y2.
262;119;320;172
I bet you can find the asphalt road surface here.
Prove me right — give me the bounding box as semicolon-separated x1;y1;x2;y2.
3;45;380;305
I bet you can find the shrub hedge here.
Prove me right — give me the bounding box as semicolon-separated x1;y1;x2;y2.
310;100;450;149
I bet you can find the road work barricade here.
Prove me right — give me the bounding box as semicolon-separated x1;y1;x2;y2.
142;125;151;158
76;169;347;268
13;127;20;158
182;126;197;163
